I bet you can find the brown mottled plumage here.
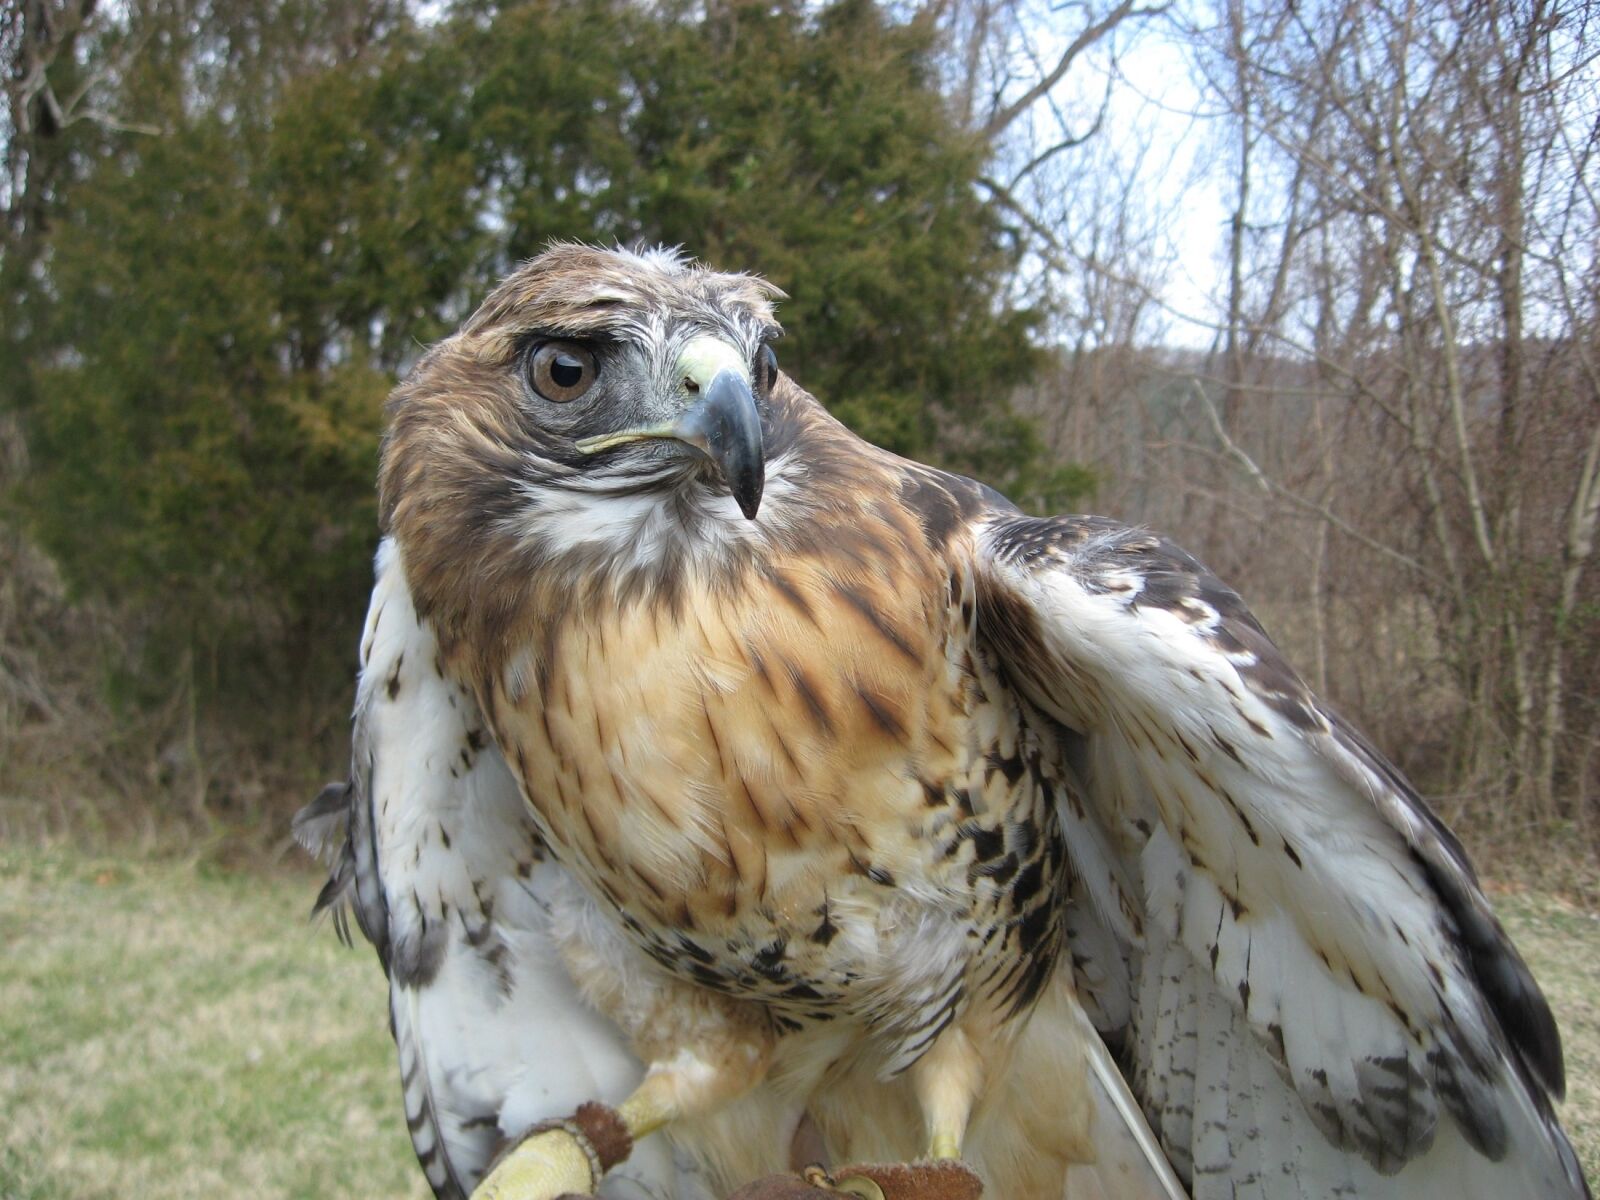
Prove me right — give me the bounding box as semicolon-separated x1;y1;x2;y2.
382;246;1070;1084
300;245;1588;1200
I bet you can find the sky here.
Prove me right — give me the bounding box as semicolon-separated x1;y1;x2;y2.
1005;2;1235;349
1112;27;1232;344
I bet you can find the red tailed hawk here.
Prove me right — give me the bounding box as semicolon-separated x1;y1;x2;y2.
297;245;1590;1200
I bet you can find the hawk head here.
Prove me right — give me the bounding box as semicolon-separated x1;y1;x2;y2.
380;244;789;638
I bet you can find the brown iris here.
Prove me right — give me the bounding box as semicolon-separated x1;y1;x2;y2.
529;341;598;403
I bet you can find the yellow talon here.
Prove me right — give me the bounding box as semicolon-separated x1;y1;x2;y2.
616;1074;680;1141
928;1130;962;1161
802;1166;888;1199
471;1128;598;1200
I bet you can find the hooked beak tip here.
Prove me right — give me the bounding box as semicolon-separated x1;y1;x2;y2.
736;486;763;521
674;369;765;520
576;369;767;519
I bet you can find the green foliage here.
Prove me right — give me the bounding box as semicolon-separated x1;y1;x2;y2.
6;0;1070;742
615;0;1042;462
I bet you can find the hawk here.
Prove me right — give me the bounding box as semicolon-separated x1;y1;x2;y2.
297;244;1590;1200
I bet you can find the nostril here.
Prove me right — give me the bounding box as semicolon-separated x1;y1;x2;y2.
684;377;700;393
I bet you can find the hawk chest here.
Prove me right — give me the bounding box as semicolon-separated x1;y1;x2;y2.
494;564;956;908
483;557;1069;1032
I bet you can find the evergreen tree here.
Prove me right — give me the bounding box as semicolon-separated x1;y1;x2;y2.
7;0;1079;745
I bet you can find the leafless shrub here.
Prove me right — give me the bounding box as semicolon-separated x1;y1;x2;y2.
1021;0;1600;876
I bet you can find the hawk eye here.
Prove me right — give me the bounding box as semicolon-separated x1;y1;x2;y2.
758;344;778;395
529;341;598;403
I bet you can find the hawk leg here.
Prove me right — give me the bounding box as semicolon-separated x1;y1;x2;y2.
472;915;775;1200
473;1015;773;1200
470;1036;771;1200
474;1103;632;1199
910;1027;985;1161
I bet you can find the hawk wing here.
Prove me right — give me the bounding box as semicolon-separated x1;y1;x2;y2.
970;513;1589;1200
295;538;704;1200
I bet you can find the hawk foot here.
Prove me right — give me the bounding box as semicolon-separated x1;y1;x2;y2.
733;1161;980;1200
831;1162;983;1200
472;1103;633;1200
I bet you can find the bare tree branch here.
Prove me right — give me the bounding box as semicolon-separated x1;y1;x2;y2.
1188;380;1434;577
980;0;1163;140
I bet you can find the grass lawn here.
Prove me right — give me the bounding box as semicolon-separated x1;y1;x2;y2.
1494;887;1600;1189
0;844;1595;1198
0;846;430;1200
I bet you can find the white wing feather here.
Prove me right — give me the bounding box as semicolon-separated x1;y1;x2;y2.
975;514;1588;1200
296;538;708;1200
1065;995;1191;1200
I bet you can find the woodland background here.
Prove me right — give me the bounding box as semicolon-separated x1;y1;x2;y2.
2;0;1598;891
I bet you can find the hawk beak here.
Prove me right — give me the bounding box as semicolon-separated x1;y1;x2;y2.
572;339;766;519
670;369;765;520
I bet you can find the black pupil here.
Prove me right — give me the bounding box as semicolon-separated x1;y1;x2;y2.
551;353;584;388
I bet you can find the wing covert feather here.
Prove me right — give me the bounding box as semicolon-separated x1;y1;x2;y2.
973;513;1588;1199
